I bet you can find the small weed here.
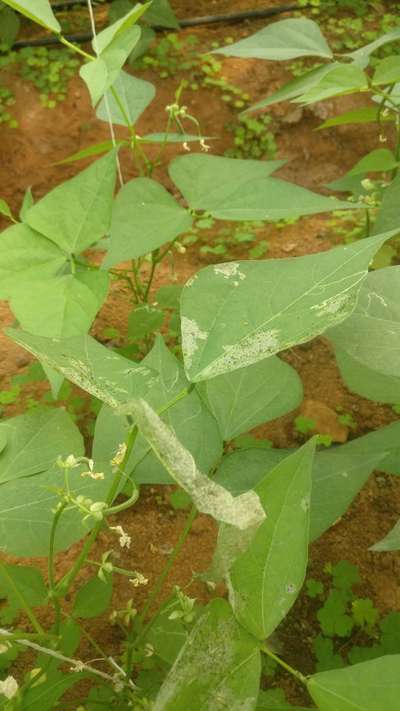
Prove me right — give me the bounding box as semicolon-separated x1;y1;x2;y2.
225;114;277;161
305;561;400;671
336;408;357;430
294;416;333;447
183;219;269;261
18;46;80;107
0;84;17;127
1;46;80;108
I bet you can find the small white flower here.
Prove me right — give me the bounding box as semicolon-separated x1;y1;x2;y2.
129;572;148;587
81;470;105;481
200;139;210;152
144;643;154;658
89;501;108;521
379;133;388;143
70;661;85;673
111;442;127;467
361;178;374;192
0;675;18;699
112;675;124;693
57;453;79;469
110;525;131;549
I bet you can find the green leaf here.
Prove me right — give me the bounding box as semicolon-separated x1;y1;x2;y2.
154;599;261;710
146;609;187;664
0;198;14;221
143;0;179;29
352;598;379;628
0;223;67;299
93;336;223;484
317;590;354;637
328;267;400;380
93;3;148;55
0;408;83;485
371;243;396;270
334;347;400;404
128;304;164;339
180;233;389;382
257;688;309;709
373;56;400;85
104;178;192;267
125;398;265;529
371;518;400;551
81;24;142;106
331;560;360;591
20;670;89;711
214;420;399;541
247;64;338;113
0;430;7;456
58;140;126;165
318;106;394;129
155;284;183;309
170;154;352;221
307;655;400;710
141;132;207;144
19;187;34;220
0;6;20;47
25;151;117;254
306;578;324;598
372;172;400;235
11;270;109;397
10;271;109;341
346;28;400;64
347;148;398;175
380;612;400;654
79;58;109;106
96;70;155;126
0;462;111;556
233;434;272;450
1;0;60;33
6;329;157;409
222;439;315;639
0;564;47;609
215;18;332;60
313;635;345;672
201;355;303;440
293;65;367;104
348;646;383;666
73;576;113;618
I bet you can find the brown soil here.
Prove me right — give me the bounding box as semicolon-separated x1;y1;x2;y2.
1;0;400;705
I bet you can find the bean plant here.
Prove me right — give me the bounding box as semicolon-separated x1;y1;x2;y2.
1;2;400;709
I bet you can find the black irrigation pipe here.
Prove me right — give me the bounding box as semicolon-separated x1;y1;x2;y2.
10;5;299;50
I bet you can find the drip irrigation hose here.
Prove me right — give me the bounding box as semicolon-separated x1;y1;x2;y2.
9;5;299;50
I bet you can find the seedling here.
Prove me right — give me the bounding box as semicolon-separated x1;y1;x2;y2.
304;561;400;672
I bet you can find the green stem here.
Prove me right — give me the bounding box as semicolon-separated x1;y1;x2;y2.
56;427;138;596
48;502;68;633
0;562;45;636
64;611;128;679
59;35;93;62
391;114;400;181
261;644;307;685
143;251;159;302
129;505;198;665
0;629;57;642
365;208;371;238
106;484;139;515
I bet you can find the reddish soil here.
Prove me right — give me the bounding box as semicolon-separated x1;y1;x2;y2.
1;0;400;705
